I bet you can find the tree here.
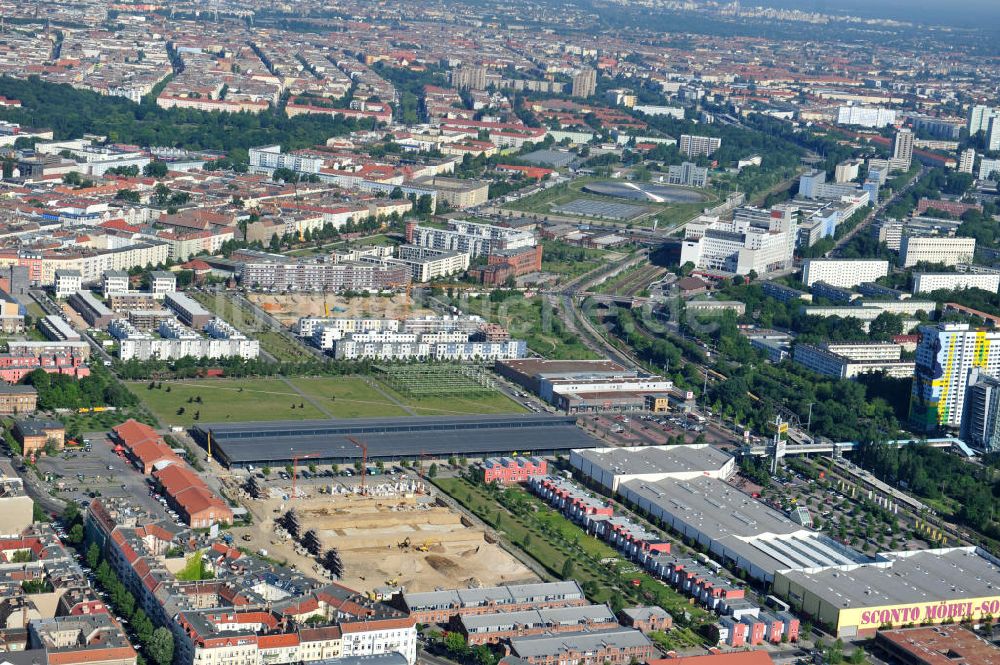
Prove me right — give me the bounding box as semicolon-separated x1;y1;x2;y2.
143;161;168;178
63;501;81;526
561;559;575;578
417;194;433;214
869;312;904;341
428;463;438;478
443;632;469;657
86;542;101;569
153;182;171;206
148;627;175;665
68;524;84;544
116;189;141;203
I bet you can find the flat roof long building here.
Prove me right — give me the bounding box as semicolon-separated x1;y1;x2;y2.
509;627;654;665
617;475;867;582
773;547;1000;639
570;445;736;492
396;581;587;624
194;415;598;468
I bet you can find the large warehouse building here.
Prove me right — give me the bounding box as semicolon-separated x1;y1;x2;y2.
194;415;598;468
618;475;866;582
570;446;866;583
570;445;736;492
773;546;1000;638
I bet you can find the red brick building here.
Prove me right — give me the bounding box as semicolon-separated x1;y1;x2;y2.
111;419;181;474
495;165;555;181
153;463;233;528
619;606;673;633
916;197;982;217
0;351;89;383
470;245;543;285
478;457;548;484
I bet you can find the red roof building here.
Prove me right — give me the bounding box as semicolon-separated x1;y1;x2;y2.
111;419;181;474
153;463;233;528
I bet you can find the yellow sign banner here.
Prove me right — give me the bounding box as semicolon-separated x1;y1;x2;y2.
839;595;1000;631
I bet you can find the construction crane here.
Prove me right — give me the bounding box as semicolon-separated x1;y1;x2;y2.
291;452;319;498
346;436;368;492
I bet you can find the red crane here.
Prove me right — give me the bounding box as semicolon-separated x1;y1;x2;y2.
291;452;318;498
345;436;368;492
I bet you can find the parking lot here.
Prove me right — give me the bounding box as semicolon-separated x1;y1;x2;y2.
580;412;739;449
35;432;182;526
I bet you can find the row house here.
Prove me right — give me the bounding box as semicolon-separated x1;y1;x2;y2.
529;474;778;648
591;515;671;563
529;477;668;565
648;555;746;612
529;476;613;525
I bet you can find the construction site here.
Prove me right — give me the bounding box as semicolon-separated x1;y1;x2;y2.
232;469;537;594
247;292;434;327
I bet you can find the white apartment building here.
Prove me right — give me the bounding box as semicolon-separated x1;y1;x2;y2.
331;329;525;361
37;242;170;286
298;317;399;339
666;162;709;187
150;271;177;297
980;158;1000;181
968;105;999;135
54;270;82;299
891;128;914;170
801;300;935;330
249;145;323;175
340;623;417;664
836;106;897;128
900;236;976;268
823;341;907;361
990;116;1000;152
808;300;932;317
801;259;889;288
406;220;535;258
359;245;470;283
959;149;976;175
680;209;796;276
103;270;130;297
912;323;1000;430
678;134;721;157
110;318;260;361
912;272;1000;294
834;159;863;183
793;342;914;380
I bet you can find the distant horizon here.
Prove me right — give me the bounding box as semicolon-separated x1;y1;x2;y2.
736;0;999;27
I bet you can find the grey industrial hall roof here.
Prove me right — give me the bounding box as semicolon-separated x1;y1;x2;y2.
403;581;584;611
194;415;598;466
460;605;616;631
620;475;866;576
777;547;1000;609
509;627;652;658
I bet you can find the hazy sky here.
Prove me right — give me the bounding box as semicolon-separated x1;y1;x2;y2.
751;0;999;26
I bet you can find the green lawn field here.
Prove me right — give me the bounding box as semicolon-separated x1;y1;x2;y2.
394;390;528;416
129;379;326;426
287;376;409;418
134;375;529;426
